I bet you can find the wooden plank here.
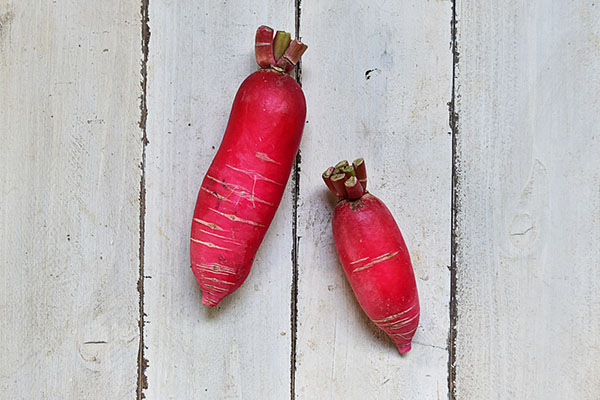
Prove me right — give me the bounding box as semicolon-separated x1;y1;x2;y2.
143;2;296;398
296;1;453;398
0;1;142;398
454;1;600;398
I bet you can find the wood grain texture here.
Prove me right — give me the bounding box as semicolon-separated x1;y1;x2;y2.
454;1;600;398
295;1;453;398
0;1;142;398
143;1;296;398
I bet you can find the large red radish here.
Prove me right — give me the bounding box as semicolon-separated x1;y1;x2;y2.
190;26;307;307
323;159;420;353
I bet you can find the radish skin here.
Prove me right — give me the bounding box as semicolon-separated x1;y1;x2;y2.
325;159;420;353
191;26;307;307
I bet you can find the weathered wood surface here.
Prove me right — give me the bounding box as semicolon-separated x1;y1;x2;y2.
453;1;600;398
143;1;296;398
0;1;142;398
3;0;600;398
295;1;453;398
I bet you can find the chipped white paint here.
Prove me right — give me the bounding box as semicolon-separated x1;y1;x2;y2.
295;0;453;398
143;1;296;398
0;1;141;398
454;0;600;398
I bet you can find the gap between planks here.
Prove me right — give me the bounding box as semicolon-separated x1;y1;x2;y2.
290;2;303;399
448;0;459;399
137;0;150;398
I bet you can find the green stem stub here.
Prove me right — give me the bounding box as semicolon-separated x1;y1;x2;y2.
353;158;367;190
344;176;364;200
273;31;291;61
335;160;349;170
322;167;338;196
254;26;307;73
331;173;348;199
341;165;356;178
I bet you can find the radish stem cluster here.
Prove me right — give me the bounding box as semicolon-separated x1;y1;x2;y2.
255;25;307;73
322;158;368;200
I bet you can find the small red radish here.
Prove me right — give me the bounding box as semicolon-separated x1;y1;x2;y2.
190;26;307;307
323;159;420;353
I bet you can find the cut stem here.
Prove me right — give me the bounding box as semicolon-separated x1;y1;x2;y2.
322;167;338;196
332;160;348;176
322;158;368;201
344;176;364;200
341;165;356;178
353;158;367;191
255;26;275;68
335;160;349;170
273;31;291;61
255;26;308;73
331;173;348;199
277;40;308;72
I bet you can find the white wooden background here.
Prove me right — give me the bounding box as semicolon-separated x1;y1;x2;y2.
1;0;599;399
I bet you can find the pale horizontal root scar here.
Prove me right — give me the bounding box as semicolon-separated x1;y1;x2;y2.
206;175;223;184
201;186;234;203
195;265;234;277
389;326;418;335
349;257;369;265
205;175;242;194
255;152;281;165
388;327;418;339
191;237;232;251
206;175;222;183
194;263;237;276
379;312;420;329
205;175;274;206
232;187;274;207
209;208;266;227
250;178;257;208
203;284;229;294
193;218;225;231
206;175;244;196
202;296;218;306
368;251;400;265
198;229;244;246
200;276;235;286
379;314;419;331
225;164;284;186
352;251;400;273
373;304;417;324
391;333;410;340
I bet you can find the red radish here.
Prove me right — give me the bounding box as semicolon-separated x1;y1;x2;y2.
323;159;420;353
190;26;307;307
